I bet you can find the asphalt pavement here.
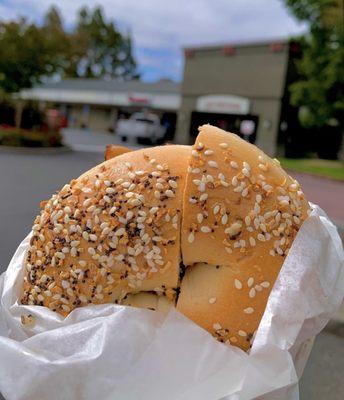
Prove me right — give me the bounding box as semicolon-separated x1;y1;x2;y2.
0;129;343;399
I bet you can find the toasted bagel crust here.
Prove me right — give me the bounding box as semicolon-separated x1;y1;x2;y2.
21;126;309;351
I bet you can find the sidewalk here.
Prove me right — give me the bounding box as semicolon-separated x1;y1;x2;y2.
288;171;344;231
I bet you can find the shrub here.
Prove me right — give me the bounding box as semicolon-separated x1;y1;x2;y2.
0;126;63;147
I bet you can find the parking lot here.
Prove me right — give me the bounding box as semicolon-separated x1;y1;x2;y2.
0;129;343;399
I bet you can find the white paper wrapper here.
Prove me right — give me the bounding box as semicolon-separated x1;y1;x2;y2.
0;204;343;400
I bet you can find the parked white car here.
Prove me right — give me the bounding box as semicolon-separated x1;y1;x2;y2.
116;113;167;144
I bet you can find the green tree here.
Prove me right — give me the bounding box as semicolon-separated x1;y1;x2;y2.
0;18;58;92
65;7;139;80
42;6;70;75
0;6;139;93
285;0;344;130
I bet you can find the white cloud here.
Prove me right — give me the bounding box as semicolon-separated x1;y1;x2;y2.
0;0;307;80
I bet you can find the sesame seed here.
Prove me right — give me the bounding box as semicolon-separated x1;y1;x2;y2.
64;206;71;214
225;222;242;237
96;285;103;294
213;323;222;330
208;160;218;168
213;205;220;215
191;150;199;157
37;294;44;302
204;149;214;156
83;198;92;207
165;189;175;198
82;231;89;241
89;234;97;242
62;305;70;312
247;277;254;287
197;213;203;223
263;184;273;192
135;170;146;176
261;281;270;288
61;280;70;289
191;168;201;174
200;193;208;201
249;237;256;247
255;284;263;292
238;330;247;337
244;307;254;314
208;297;217;304
231;176;238;186
234;279;242;290
256;230;265;241
169;179;178;188
198;182;206;192
242;168;250;177
188;232;195;243
259;223;267;233
88;247;96;255
241;188;249;197
55;251;65;259
220;180;229;187
230;161;238;169
225;247;232;254
154;191;161;199
197;142;204;150
293;216;301;224
233;184;243;194
201;226;211;233
221;214;228;225
114;227;126;236
219;142;229;149
151;171;161;177
256;194;262;203
79;295;87;303
249;288;256;298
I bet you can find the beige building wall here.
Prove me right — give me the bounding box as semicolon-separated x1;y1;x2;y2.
88;107;112;132
176;42;289;156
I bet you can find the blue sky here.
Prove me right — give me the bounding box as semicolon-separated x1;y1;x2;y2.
0;0;307;81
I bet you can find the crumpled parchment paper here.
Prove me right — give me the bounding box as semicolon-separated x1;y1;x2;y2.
0;204;343;400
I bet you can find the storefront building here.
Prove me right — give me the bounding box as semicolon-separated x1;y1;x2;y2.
176;39;301;156
19;79;181;140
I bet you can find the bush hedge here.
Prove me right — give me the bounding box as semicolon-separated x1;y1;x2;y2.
0;127;62;147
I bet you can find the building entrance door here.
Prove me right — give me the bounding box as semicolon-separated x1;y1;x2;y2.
189;111;259;144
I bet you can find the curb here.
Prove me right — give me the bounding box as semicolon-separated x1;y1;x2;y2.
0;145;72;155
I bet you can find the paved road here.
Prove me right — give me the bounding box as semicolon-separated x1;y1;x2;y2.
0;133;343;399
61;127;141;152
289;171;344;226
